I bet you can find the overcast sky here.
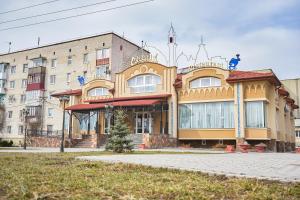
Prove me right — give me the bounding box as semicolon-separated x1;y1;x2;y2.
0;0;299;79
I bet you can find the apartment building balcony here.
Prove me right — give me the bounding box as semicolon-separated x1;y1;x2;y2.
96;58;109;66
0;87;7;95
29;56;47;68
26;106;42;124
0;72;7;80
27;66;46;91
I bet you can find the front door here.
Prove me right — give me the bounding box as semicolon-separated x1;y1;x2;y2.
135;112;152;134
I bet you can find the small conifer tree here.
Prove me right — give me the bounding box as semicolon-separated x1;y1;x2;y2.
105;109;133;153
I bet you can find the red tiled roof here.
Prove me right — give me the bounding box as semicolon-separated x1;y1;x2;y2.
51;89;82;97
66;99;161;111
85;94;171;103
226;70;281;86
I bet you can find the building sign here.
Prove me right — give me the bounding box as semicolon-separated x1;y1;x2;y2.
130;54;158;66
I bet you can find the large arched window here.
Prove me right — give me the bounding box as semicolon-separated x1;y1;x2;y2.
190;77;221;88
87;87;109;96
128;74;161;93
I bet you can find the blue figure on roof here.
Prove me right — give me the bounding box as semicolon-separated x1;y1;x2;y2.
77;75;85;86
228;54;240;70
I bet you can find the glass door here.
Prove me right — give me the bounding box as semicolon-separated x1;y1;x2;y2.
135;112;152;134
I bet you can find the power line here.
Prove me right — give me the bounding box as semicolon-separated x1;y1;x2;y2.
0;0;154;32
0;0;61;15
0;0;120;25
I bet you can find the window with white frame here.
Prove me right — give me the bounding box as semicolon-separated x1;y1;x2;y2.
0;80;6;88
245;101;267;128
25;90;40;102
190;77;221;88
19;126;23;135
47;125;53;133
48;108;54;117
10;65;16;74
8;95;15;104
49;75;56;85
96;65;109;78
66;73;71;83
96;48;110;59
7;126;11;134
67;56;72;65
87;87;109;96
9;81;15;88
20;94;26;103
179;101;234;129
21;79;27;88
296;131;300;138
8;111;13;118
51;59;57;68
83;53;88;64
23;64;28;73
128;74;161;93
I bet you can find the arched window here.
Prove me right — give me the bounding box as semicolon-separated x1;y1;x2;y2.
87;87;109;96
128;74;161;93
190;77;221;88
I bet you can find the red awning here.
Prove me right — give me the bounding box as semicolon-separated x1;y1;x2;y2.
65;103;105;111
112;99;161;107
84;94;171;103
65;99;162;111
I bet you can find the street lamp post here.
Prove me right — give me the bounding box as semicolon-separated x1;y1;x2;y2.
59;95;70;153
22;108;29;150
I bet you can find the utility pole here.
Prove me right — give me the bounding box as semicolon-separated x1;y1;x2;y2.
59;95;70;152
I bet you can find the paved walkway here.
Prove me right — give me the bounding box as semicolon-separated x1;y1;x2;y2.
78;153;300;182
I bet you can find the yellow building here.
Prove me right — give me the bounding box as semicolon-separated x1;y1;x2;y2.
53;61;298;151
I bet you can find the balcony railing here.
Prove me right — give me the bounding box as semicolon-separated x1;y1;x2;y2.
28;66;46;74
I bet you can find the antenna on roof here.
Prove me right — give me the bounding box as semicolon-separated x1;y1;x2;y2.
38;37;40;47
8;42;11;53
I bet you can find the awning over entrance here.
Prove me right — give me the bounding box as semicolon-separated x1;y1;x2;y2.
65;103;105;111
65;99;162;111
84;94;171;103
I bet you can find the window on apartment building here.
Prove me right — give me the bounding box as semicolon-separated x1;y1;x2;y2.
48;108;54;117
0;80;6;88
48;91;54;100
67;56;72;65
19;126;23;135
83;53;89;64
10;65;16;74
296;131;300;138
23;64;28;73
8;111;13;118
96;48;110;59
179;102;235;129
21;79;27;88
96;65;109;78
66;73;71;83
7;126;11;134
19;110;23;119
28;74;41;84
51;59;57;68
26;90;40;101
9;81;15;88
49;75;56;85
190;77;221;88
8;95;15;104
87;87;109;96
20;94;26;103
245;101;267;128
47;125;53;133
128;74;161;93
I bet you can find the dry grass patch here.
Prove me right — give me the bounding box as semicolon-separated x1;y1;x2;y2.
0;152;299;200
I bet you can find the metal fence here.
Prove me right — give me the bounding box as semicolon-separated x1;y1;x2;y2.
27;129;62;138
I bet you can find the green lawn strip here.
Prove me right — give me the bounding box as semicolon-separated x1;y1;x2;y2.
0;152;299;200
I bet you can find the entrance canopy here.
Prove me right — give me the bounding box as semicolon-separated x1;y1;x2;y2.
65;99;163;111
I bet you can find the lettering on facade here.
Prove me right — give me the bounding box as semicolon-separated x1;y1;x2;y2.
130;54;158;66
